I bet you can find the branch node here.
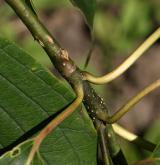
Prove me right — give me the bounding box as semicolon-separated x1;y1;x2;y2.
60;49;69;60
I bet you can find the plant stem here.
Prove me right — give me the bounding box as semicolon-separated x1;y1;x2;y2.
105;124;128;165
113;124;156;151
26;83;84;165
95;120;113;165
4;0;109;134
82;82;127;164
4;0;126;164
106;79;160;123
83;28;160;84
5;0;77;85
84;40;95;69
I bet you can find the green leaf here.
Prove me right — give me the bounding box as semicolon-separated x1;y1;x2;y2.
0;37;97;164
133;158;160;165
0;140;44;165
152;143;160;158
145;121;160;145
139;142;160;165
70;0;96;29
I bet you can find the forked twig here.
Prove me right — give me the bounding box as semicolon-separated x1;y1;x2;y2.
4;0;160;164
83;28;160;84
25;84;84;165
95;79;160;123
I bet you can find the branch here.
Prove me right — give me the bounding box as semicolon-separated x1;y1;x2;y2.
107;79;160;123
5;0;78;87
4;0;109;133
26;84;84;165
113;124;156;152
83;28;160;84
96;121;114;165
4;0;126;163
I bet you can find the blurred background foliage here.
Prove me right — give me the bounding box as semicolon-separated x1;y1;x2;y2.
0;0;159;65
0;0;160;164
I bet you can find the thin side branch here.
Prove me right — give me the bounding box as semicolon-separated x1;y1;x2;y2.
83;28;160;84
84;40;95;69
113;124;156;151
113;124;137;141
26;84;84;165
107;79;160;123
96;121;114;165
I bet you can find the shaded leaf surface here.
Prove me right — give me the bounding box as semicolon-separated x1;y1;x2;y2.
151;143;160;161
70;0;96;28
0;140;43;165
0;38;97;164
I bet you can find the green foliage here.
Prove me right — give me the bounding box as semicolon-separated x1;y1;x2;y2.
118;138;141;164
0;37;97;164
70;0;96;29
1;0;158;66
145;121;160;145
148;143;160;164
95;0;158;55
152;143;160;158
0;140;44;165
1;0;160;164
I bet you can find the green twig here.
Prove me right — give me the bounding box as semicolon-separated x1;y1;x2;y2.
83;28;160;84
4;1;125;164
5;0;77;85
96;120;113;165
84;40;95;69
113;124;156;152
95;79;160;123
105;124;128;165
26;83;84;165
106;79;160;123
